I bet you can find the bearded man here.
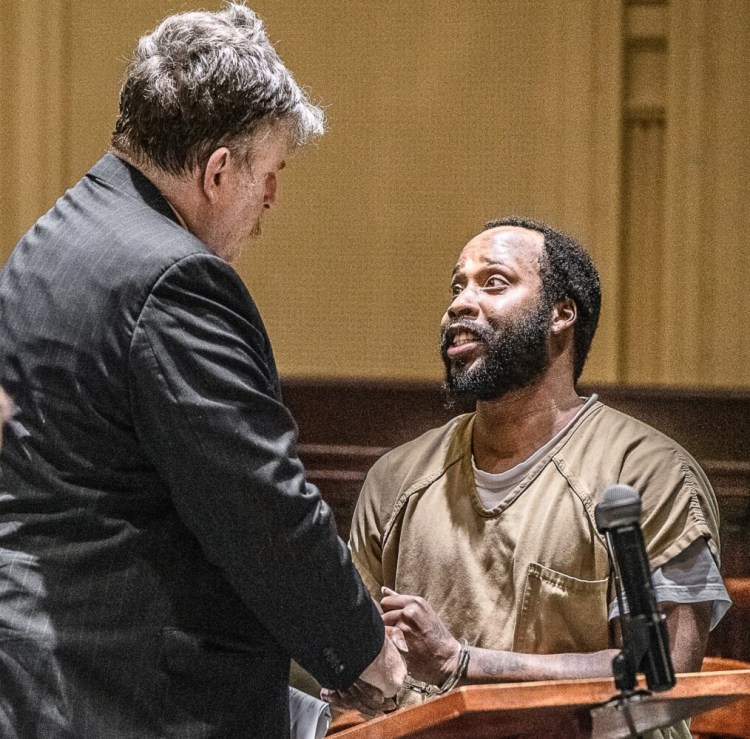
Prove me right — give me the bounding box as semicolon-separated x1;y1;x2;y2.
0;5;403;737
346;217;730;738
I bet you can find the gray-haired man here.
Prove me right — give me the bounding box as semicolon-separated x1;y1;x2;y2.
0;5;402;737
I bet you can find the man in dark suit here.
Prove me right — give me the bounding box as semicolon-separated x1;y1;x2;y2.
0;4;403;737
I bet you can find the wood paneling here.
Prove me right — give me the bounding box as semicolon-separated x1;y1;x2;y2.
662;0;750;388
284;379;750;459
0;1;68;263
621;1;668;383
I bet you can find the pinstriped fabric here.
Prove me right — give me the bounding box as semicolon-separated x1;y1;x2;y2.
0;154;383;738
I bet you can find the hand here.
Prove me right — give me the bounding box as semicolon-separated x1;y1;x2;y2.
321;627;407;719
357;627;407;698
0;387;12;450
321;679;397;719
380;587;461;686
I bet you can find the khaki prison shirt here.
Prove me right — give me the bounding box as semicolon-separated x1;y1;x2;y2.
350;402;720;737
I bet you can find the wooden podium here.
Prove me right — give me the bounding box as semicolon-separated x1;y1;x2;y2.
332;669;750;738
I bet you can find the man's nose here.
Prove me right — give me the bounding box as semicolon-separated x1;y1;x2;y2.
446;285;480;320
264;174;278;208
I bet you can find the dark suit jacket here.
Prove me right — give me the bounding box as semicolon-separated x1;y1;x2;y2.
0;154;383;737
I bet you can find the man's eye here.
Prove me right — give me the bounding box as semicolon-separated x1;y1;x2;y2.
483;276;507;291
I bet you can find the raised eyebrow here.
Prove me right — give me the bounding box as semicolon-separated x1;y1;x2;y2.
479;262;517;281
450;262;512;281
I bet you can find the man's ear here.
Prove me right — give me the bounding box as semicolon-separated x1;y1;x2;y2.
201;147;232;202
551;298;577;335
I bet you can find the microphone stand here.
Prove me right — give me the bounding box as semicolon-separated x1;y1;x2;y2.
600;532;650;738
600;529;675;738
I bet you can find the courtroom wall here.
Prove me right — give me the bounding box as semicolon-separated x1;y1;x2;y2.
1;1;748;388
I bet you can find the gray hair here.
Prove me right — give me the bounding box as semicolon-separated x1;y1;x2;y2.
111;2;325;174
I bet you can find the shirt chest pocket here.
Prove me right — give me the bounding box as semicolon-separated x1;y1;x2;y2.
514;562;610;654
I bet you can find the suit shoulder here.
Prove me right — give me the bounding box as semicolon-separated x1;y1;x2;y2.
143;251;262;326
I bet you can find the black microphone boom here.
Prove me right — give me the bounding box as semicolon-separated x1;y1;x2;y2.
594;484;675;693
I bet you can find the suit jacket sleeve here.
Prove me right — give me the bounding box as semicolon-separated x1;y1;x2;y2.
127;252;384;688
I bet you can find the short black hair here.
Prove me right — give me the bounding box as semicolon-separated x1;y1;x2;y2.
483;216;601;382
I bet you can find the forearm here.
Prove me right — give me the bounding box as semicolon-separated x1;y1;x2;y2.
464;647;620;684
459;600;710;685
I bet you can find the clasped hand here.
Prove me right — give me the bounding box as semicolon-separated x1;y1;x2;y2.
321;625;407;717
322;587;461;719
381;587;462;686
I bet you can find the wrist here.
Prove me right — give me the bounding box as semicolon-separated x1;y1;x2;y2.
435;638;470;694
437;637;463;685
405;639;470;697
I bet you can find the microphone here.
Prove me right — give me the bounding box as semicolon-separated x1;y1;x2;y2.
594;484;675;693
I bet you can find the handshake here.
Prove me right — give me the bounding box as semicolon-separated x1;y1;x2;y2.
321;624;408;718
321;587;467;719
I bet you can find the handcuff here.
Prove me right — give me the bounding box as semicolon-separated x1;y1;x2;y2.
402;639;470;697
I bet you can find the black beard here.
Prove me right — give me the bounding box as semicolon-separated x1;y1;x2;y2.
440;300;552;402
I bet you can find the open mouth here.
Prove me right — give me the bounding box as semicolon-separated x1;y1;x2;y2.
451;330;478;347
443;324;485;359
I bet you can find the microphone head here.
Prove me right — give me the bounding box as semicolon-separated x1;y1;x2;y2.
594;484;642;532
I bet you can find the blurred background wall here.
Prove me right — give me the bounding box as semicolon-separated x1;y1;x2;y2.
1;0;748;387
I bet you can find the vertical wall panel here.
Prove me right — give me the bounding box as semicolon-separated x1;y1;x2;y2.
0;1;68;262
622;118;666;382
662;0;750;387
584;1;625;384
541;1;623;383
620;0;668;383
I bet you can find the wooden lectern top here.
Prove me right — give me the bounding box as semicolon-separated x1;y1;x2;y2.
331;669;750;739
